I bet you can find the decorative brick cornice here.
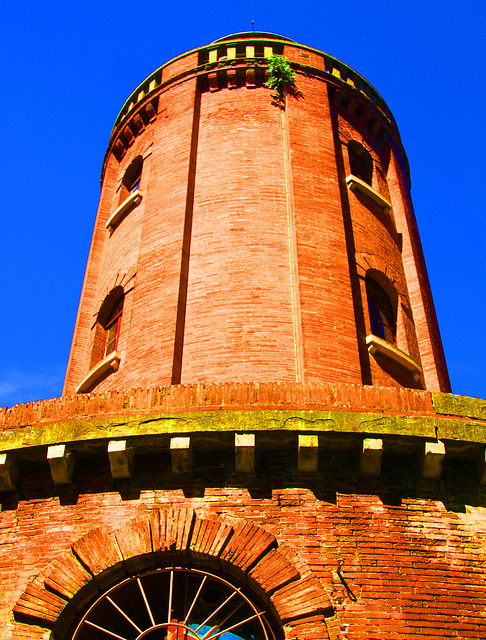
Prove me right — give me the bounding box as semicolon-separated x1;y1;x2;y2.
102;35;407;182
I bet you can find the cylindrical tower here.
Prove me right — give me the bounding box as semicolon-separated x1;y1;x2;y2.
63;32;450;396
5;33;486;640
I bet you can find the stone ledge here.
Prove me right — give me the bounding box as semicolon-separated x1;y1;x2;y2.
2;385;486;454
346;175;392;212
0;408;439;452
1;410;485;490
75;352;121;394
432;392;486;420
0;408;486;452
105;191;143;230
366;335;422;380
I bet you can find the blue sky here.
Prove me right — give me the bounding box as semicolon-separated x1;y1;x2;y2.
0;1;485;408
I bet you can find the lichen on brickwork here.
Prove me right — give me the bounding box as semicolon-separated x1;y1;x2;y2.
1;406;485;454
432;391;486;420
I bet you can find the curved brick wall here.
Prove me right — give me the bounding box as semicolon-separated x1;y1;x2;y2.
63;33;450;396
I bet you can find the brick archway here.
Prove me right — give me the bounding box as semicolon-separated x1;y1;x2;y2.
12;508;333;639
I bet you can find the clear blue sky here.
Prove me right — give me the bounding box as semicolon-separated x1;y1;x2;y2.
1;1;485;408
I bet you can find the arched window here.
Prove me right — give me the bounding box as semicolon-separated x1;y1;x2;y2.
89;288;125;369
119;155;143;204
103;295;123;358
366;276;396;344
348;141;373;185
67;566;278;640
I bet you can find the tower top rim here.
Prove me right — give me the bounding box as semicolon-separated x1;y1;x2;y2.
103;34;409;187
212;32;295;43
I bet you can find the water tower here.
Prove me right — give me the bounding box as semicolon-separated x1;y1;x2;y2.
2;34;485;640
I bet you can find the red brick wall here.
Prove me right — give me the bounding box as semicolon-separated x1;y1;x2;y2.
124;78;200;389
64;78;200;394
62;147;120;393
6;34;473;640
1;381;437;428
181;86;296;382
2;384;485;637
334;112;424;390
287;77;362;385
386;150;450;392
2;481;485;639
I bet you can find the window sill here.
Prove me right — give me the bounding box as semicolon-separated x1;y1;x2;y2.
76;352;121;393
346;175;391;213
366;335;422;381
106;191;143;230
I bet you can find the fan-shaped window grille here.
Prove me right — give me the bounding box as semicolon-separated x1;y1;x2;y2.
70;567;278;640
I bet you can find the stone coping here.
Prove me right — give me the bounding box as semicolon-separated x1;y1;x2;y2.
0;407;485;454
0;382;485;453
111;36;394;136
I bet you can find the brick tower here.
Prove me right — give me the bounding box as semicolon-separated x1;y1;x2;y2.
63;33;449;396
1;33;485;640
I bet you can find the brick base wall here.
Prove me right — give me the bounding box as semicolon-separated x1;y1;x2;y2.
1;450;485;639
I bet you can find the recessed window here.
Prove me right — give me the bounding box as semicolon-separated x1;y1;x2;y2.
366;276;396;344
77;291;125;393
119;155;143;204
106;157;144;230
103;296;123;358
348;141;373;185
89;288;125;370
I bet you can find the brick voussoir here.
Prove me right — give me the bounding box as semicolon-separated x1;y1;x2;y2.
43;549;92;600
71;526;121;575
14;580;68;623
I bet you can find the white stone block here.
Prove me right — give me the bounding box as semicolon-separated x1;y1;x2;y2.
108;440;133;479
360;438;383;476
235;433;255;473
47;444;74;485
170;437;192;475
421;441;446;479
0;453;18;491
